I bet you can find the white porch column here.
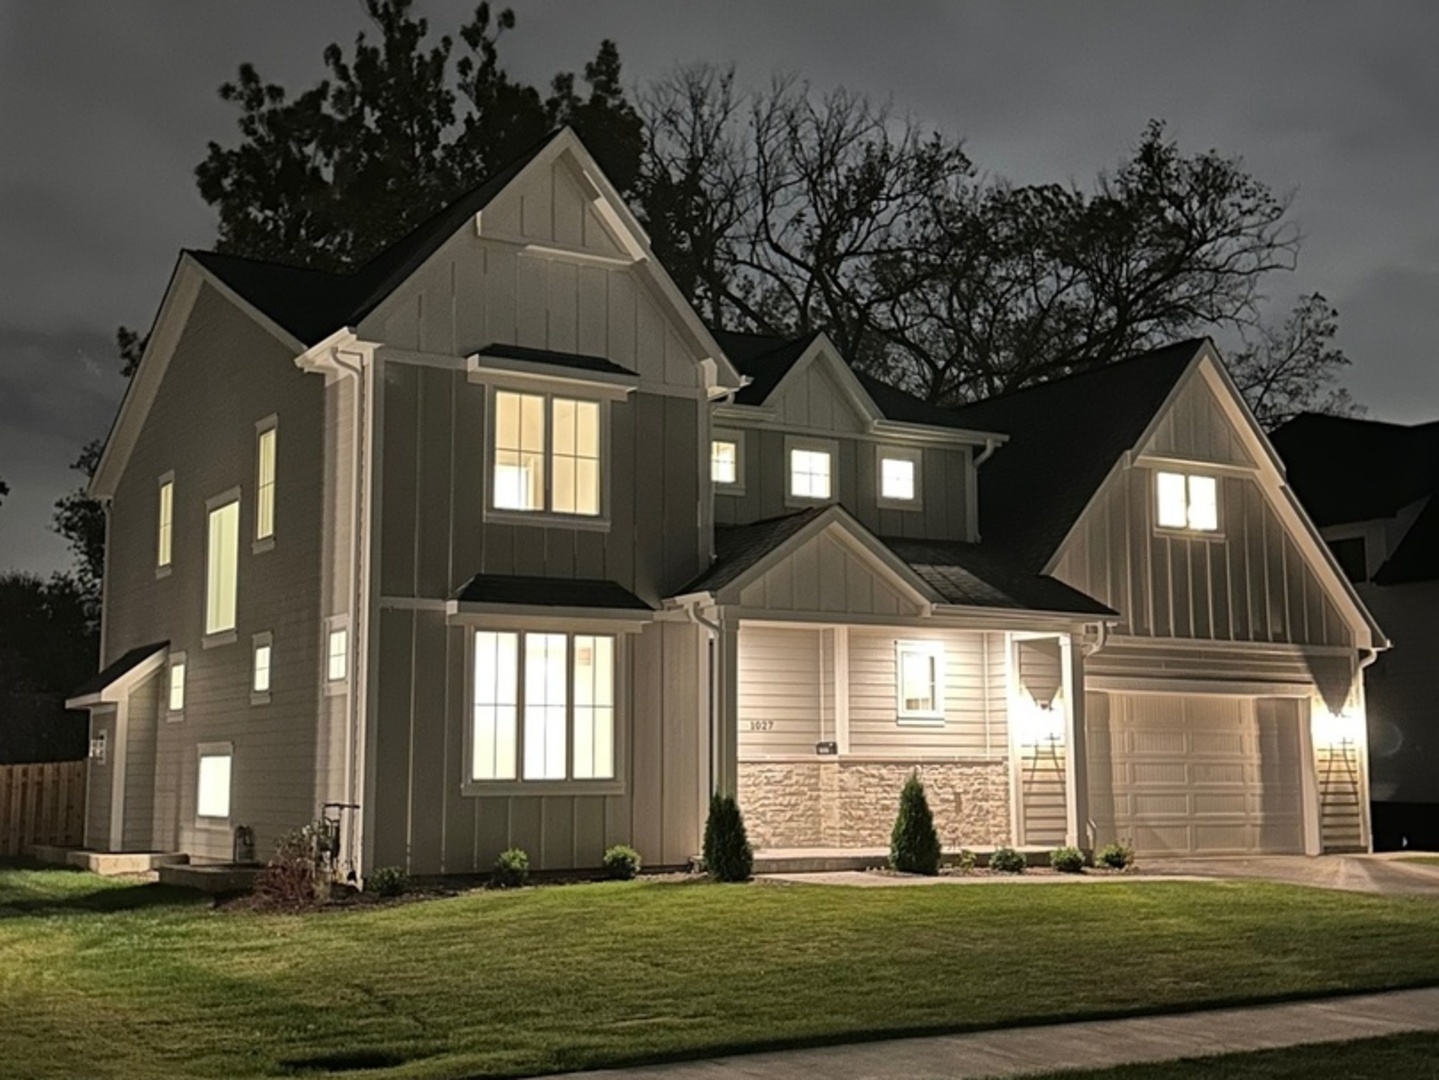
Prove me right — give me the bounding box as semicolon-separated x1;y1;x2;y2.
833;626;850;754
714;617;740;798
1060;634;1089;850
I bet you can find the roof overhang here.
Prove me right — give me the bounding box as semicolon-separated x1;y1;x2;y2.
444;600;652;634
465;349;640;399
66;642;168;709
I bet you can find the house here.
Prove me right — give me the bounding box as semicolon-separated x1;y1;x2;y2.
67;128;1385;877
1271;414;1439;850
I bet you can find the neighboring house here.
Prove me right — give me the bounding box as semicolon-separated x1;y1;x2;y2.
1271;414;1439;850
67;128;1385;877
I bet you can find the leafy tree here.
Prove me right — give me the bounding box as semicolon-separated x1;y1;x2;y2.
196;0;644;273
1228;293;1363;429
0;572;95;763
51;438;105;631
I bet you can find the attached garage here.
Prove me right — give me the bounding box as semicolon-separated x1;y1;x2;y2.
1086;693;1307;856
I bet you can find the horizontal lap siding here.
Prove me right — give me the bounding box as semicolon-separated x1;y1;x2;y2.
123;677;159;850
849;629;1005;758
739;627;830;757
371;612;705;873
104;283;332;862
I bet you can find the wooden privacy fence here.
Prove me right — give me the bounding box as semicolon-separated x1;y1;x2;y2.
0;761;87;856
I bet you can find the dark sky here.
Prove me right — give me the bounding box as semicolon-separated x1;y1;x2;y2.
3;1;1437;576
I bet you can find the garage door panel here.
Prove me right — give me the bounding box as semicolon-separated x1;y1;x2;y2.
1088;693;1305;856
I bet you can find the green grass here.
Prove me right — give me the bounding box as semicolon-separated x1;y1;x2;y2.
4;865;1439;1079
1030;1032;1439;1078
1398;855;1439;868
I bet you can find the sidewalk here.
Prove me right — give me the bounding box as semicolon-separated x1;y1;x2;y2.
572;986;1439;1079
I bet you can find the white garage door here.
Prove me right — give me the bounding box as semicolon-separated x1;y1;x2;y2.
1087;693;1305;856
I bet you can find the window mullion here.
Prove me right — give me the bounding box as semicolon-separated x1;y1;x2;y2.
515;635;527;782
565;633;575;781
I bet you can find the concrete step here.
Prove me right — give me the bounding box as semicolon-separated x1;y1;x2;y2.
158;862;261;894
30;845;189;876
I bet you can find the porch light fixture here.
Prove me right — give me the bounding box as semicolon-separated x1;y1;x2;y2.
1014;696;1065;747
1312;708;1363;749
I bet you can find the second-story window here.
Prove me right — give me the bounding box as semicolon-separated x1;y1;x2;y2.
712;440;738;484
156;474;174;571
878;447;923;509
492;391;601;517
255;420;277;543
205;496;240;637
1156;471;1218;532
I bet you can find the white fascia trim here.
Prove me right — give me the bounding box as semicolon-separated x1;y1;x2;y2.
444;601;652;634
869;417;1010;448
295;328;379;377
65;646;168;709
465;353;639;397
764;334;881;427
930;604;1115;629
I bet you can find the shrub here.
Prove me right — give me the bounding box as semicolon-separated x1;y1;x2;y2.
254;825;325;911
702;793;754;882
889;771;942;875
989;845;1027;874
954;848;978;874
491;848;530;889
367;865;410;897
1049;846;1086;874
1098;841;1136;870
602;844;642;880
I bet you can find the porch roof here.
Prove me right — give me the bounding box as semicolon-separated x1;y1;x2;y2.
883;538;1117;617
451;573;652;610
66;641;168;706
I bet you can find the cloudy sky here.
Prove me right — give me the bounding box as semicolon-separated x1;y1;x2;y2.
2;1;1436;576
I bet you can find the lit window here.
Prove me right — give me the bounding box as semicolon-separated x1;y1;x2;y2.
790;448;832;499
551;398;600;515
327;628;348;682
253;637;272;694
256;424;276;541
472;631;519;781
1156;471;1219;532
205;499;239;635
197;747;231;820
712;440;738;485
471;630;616;783
168;657;186;712
157;477;173;568
896;641;944;721
881;458;915;501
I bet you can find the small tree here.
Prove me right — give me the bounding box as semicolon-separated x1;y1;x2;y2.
702;793;753;882
890;771;942;875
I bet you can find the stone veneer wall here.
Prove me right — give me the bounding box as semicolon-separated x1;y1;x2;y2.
738;759;1011;849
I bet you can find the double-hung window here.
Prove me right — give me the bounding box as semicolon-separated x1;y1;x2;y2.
167;652;187;716
156;473;174;573
255;418;277;547
895;640;944;723
471;630;616;784
1155;471;1219;532
711;429;744;493
492;390;602;517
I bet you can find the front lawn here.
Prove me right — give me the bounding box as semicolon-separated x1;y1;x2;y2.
1398;855;1439;868
1030;1032;1439;1078
4;865;1439;1079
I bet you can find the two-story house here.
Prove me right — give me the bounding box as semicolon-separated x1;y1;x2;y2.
1271;414;1439;850
68;129;1385;877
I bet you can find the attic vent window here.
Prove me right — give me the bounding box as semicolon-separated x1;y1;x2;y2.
1156;471;1218;532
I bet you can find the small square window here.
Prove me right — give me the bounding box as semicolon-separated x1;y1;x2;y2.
877;447;922;509
1156;471;1219;533
789;449;832;500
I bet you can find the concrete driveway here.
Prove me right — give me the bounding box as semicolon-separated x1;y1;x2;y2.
1142;852;1439;896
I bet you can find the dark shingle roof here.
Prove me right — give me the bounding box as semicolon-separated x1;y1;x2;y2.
946;340;1205;572
1272;414;1439;586
188;131;562;347
679;507;828;595
452;574;652;610
69;641;168;700
883;539;1116;616
476;343;636;377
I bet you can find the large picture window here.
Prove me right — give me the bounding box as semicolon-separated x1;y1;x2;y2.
471;630;616;783
492;391;601;517
197;744;232;821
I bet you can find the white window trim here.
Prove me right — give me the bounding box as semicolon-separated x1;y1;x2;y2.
1154;470;1223;537
895;639;945;725
253;415;277;553
203;488;241;648
166;651;187;721
251;631;273;705
711;427;746;495
784;435;839;507
462;627;627;797
324;615;350;695
483;386;612;532
156;471;174;578
195;741;233;828
877;446;923;511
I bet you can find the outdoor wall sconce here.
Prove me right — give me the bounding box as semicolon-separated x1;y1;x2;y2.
1312;708;1363;750
1015;696;1065;747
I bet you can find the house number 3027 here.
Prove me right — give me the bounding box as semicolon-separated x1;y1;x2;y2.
748;719;775;731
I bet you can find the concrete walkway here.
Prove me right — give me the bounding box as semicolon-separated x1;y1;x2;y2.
573;986;1439;1079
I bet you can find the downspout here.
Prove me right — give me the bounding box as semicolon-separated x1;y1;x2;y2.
974;436;1000;467
331;345;371;880
685;601;721;802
